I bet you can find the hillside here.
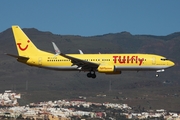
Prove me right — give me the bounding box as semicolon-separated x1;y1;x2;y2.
0;27;180;111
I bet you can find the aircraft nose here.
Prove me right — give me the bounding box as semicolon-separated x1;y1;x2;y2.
169;61;175;67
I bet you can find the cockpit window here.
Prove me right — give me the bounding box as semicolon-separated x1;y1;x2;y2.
161;58;168;61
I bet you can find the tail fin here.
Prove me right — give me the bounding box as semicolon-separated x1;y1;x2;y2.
12;25;39;56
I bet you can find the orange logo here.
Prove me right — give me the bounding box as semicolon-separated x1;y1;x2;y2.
17;40;30;51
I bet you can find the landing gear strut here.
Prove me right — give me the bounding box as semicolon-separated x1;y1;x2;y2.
87;71;96;79
155;69;164;77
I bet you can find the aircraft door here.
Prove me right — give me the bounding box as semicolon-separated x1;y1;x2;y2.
152;57;156;65
38;57;42;65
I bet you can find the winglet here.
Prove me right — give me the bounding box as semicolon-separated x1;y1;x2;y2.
79;49;84;54
52;42;61;55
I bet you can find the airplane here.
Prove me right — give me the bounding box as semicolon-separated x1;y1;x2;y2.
6;25;175;79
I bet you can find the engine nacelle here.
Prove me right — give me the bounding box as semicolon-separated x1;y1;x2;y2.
98;65;121;74
98;65;114;73
98;65;117;74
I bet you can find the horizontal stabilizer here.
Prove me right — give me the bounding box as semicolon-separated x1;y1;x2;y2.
5;53;29;60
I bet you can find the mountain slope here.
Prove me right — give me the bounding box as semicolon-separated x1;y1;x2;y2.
0;28;180;111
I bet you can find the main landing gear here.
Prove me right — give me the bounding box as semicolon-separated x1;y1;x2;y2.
87;71;96;79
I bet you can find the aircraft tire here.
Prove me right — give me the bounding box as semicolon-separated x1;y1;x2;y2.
87;73;92;78
87;72;96;78
91;74;96;79
156;74;159;77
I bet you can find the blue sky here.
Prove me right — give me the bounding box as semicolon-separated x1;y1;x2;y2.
1;1;180;36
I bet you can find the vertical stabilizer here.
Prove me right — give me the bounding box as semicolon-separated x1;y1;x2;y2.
12;26;39;56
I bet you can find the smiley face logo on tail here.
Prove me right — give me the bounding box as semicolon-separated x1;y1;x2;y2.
17;40;30;51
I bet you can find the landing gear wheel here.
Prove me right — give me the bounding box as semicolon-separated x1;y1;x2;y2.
87;73;92;78
156;74;159;77
91;74;96;79
87;71;96;79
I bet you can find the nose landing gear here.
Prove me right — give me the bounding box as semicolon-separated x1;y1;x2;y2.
155;69;165;77
155;74;159;77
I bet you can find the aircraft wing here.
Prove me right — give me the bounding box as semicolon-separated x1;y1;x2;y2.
52;42;99;70
60;53;99;70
